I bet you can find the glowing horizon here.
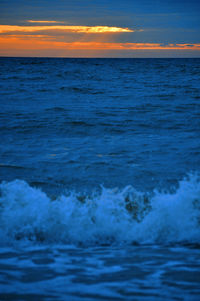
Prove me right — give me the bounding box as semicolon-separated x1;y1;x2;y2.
0;34;199;58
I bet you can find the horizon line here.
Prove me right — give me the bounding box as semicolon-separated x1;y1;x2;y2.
1;56;200;59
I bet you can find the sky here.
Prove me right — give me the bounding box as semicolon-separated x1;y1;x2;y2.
0;0;200;57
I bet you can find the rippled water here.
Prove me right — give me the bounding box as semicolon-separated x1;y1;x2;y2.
0;58;200;299
1;244;200;301
1;58;200;192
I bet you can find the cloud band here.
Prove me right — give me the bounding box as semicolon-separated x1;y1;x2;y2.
0;25;133;34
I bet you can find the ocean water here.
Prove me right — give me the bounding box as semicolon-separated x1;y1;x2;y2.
0;57;200;300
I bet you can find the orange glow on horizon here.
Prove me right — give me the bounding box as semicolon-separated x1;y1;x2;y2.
0;35;199;57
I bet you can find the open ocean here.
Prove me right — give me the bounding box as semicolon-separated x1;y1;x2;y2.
0;57;200;300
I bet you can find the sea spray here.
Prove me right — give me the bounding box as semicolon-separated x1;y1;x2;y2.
0;174;199;246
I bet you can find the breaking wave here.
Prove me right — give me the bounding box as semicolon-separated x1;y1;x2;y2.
0;174;200;246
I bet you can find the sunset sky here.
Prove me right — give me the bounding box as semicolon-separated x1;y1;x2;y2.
0;0;200;57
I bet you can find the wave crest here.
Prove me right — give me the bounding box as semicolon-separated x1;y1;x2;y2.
0;174;200;246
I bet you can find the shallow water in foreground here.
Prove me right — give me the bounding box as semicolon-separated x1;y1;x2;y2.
1;244;200;301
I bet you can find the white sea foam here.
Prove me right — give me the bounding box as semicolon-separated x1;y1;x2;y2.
0;174;199;246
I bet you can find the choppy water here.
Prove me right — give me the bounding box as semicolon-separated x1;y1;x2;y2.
0;58;200;300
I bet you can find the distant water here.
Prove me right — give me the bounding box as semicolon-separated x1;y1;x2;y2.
0;58;200;300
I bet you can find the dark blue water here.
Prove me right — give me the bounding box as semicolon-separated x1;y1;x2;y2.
1;58;200;193
0;58;200;300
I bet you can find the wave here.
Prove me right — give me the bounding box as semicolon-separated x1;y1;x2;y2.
0;174;199;246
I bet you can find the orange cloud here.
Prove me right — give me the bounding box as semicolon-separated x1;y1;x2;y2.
27;20;65;24
37;41;199;50
0;25;133;34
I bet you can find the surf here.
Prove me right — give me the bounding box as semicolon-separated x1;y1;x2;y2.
0;173;199;246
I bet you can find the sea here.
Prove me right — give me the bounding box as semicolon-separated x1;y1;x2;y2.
0;57;200;300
